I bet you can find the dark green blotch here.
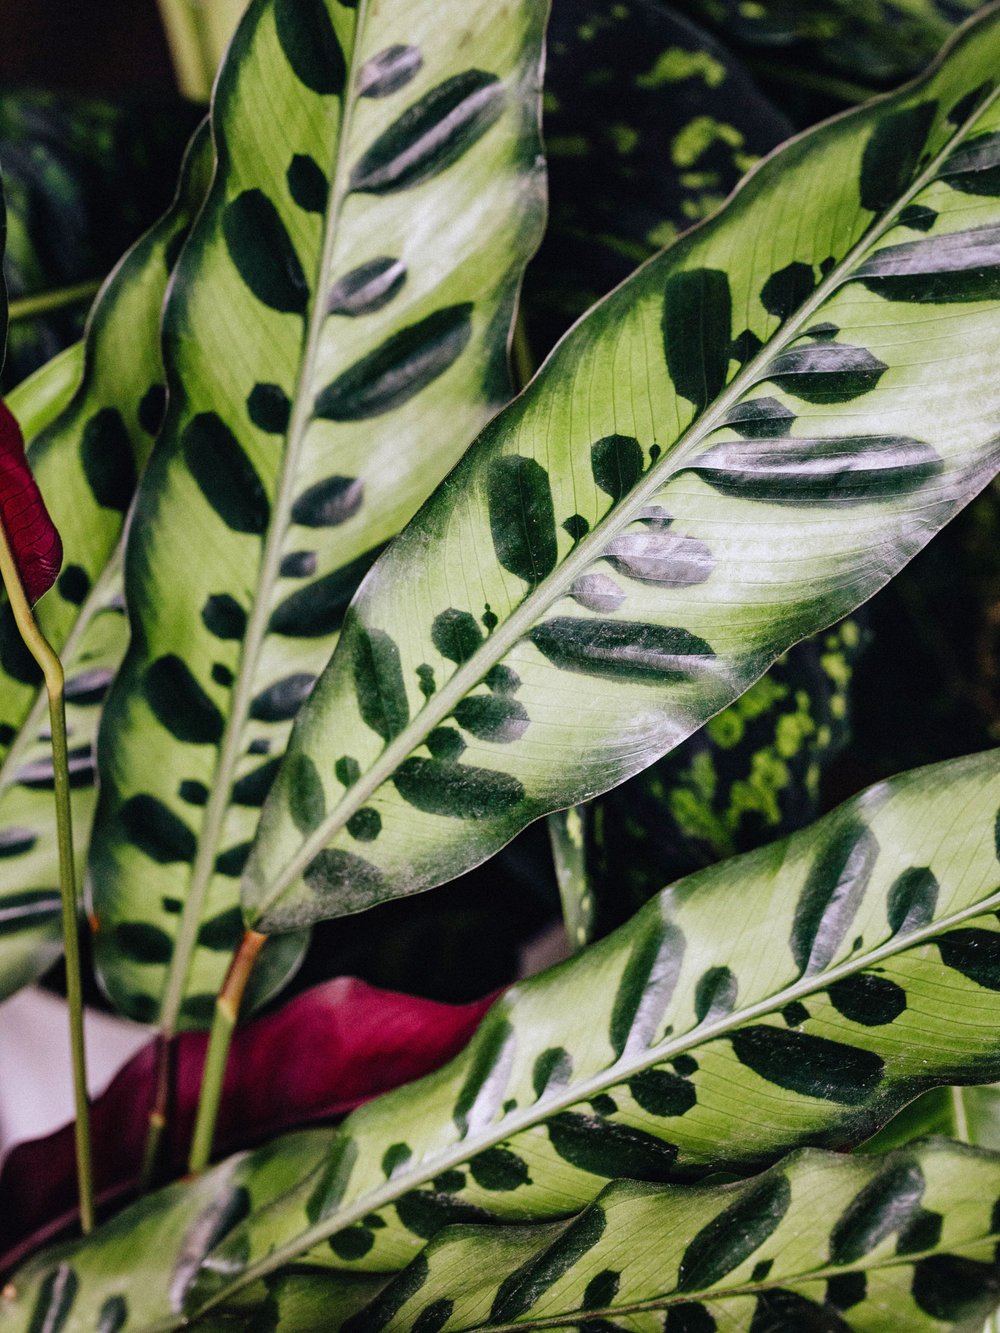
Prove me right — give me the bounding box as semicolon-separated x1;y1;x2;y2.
270;553;380;638
731;1024;883;1104
0;890;61;935
27;1263;78;1333
64;668;113;706
948;82;992;126
830;1159;924;1265
412;1300;453;1333
547;1112;677;1180
393;757;524;818
339;1255;429;1333
247;383;291;435
215;842;251;877
791;821;879;975
859;101;938;213
183;412;269;535
590;1094;617;1116
887;866;938;935
202;594;246;640
827;972;906;1026
731;328;763;364
487;454;558;586
179;779;208;806
940;131;1000;197
328;257;406;317
662;267;732;411
678;1173;790;1291
933;927;1000;990
764;340;887;403
610;918;684;1057
695;965;737;1022
490;1207;606;1324
665;1304;716;1332
303;848;385;913
280;550;316;578
351;70;504;194
0;603;42;685
198;907;243;952
432;608;483;663
347;807;381;841
911;1254;1000;1321
114;921;173;965
628;1068;696;1117
530;616;714;683
211;663;234;687
432;1170;464;1192
292;475;363;527
486;664;520;693
856;223;1000;304
145;655;224;744
120;794;196;863
286;752;326;834
532;1046;571;1098
782;1001;809;1027
358;44;423;98
80;408;137;512
315;305;472;420
231;759;280;808
749;1289;850;1331
180;994;216;1024
468;1146;530;1191
395;1190;493;1240
274;0;346;95
96;1294;128;1333
826;1271;866;1310
352;624;409;741
563;514;589;542
223;186;308;314
759;262;815;319
336;755;360;787
899;203;937;231
591;434;644;503
250;673;315;722
170;1186;251;1309
897;1208;942;1255
58;564;90;605
328;1226;374;1261
382;1142;411;1177
138;385;166;435
287;153;327;213
416;663;436;699
426;727;465;759
583;1270;620;1311
0;827;36;858
723;395;794;438
452;693;528;743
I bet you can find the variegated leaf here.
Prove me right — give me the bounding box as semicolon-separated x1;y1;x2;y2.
0;125;211;1003
89;0;547;1032
9;745;1000;1327
244;6;1000;934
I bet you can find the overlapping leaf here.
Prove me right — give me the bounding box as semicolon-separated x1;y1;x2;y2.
0;125;211;1003
9;744;1000;1327
244;6;1000;934
90;0;548;1033
194;1141;1000;1331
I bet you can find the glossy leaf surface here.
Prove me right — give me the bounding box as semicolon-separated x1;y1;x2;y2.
9;745;1000;1326
90;0;547;1032
246;9;1000;933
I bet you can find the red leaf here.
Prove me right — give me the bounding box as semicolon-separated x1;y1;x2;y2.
0;978;494;1272
0;400;62;605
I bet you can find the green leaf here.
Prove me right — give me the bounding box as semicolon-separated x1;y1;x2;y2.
89;0;547;1033
244;9;1000;933
0;125;212;1004
196;1141;1000;1331
11;745;1000;1326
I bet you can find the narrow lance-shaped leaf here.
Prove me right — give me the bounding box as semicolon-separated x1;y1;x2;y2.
244;6;1000;933
197;1141;1000;1332
11;744;1000;1327
0;125;212;1004
0;401;63;604
89;0;547;1032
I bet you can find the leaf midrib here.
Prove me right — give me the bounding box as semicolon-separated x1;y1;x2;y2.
260;72;1000;914
158;0;373;1037
188;868;1000;1317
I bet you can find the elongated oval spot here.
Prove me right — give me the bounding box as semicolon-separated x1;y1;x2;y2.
763;340;887;403
661;268;732;411
932;927;1000;989
731;1025;884;1104
203;593;247;640
610;918;685;1057
16;747;94;790
0;889;60;934
530;617;714;682
855;224;1000;303
939;131;1000;196
358;44;423;98
347;807;381;841
280;550;316;578
911;1254;1000;1321
179;780;208;806
197;907;243;952
352;625;409;741
694;965;737;1022
274;0;346;96
689;434;942;506
292;476;363;527
0;826;37;857
759;262;815;319
182;412;270;535
431;608;483;663
27;1262;78;1333
830;1160;925;1265
628;1068;696;1117
145;655;224;744
571;573;625;613
169;1187;251;1313
548;1112;678;1180
791;820;879;976
678;1173;791;1292
114;922;174;964
80;408;137;512
603;529;714;587
328;258;406;317
247;383;291;435
64;667;114;705
899;203;937;231
315;304;472;420
300;848;386;916
490;1207;606;1325
488;455;558;586
249;673;315;722
859;101;938;213
751;1289;850;1330
351;70;505;194
591;434;644;503
722;396;795;439
897;1209;942;1255
427;727;465;759
393;757;524;818
887;866;938;936
119;794;196;863
452;693;528;743
222;189;307;315
269;546;382;637
533;1046;572;1098
231;759;280;808
215;843;251;877
286;154;327;213
287;752;326;835
468;1147;530;1191
97;1294;128;1333
827;973;906;1025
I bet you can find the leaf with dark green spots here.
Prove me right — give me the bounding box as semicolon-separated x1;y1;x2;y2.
678;1173;790;1291
529;619;715;683
731;1026;885;1105
761;340;888;404
855;223;1000;303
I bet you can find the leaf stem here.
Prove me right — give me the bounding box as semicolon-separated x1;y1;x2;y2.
140;1034;176;1191
155;0;216;101
188;928;266;1174
7;281;101;324
0;526;93;1233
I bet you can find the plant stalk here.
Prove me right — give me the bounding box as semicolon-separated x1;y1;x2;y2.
0;526;93;1233
7;281;102;325
188;928;267;1173
140;1034;177;1191
155;0;216;101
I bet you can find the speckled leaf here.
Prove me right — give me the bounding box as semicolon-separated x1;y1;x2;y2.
246;11;1000;934
12;745;1000;1327
89;0;546;1033
0;127;212;1005
195;1141;1000;1332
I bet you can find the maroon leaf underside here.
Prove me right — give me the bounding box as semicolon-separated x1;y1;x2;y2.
0;401;62;606
0;977;494;1272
